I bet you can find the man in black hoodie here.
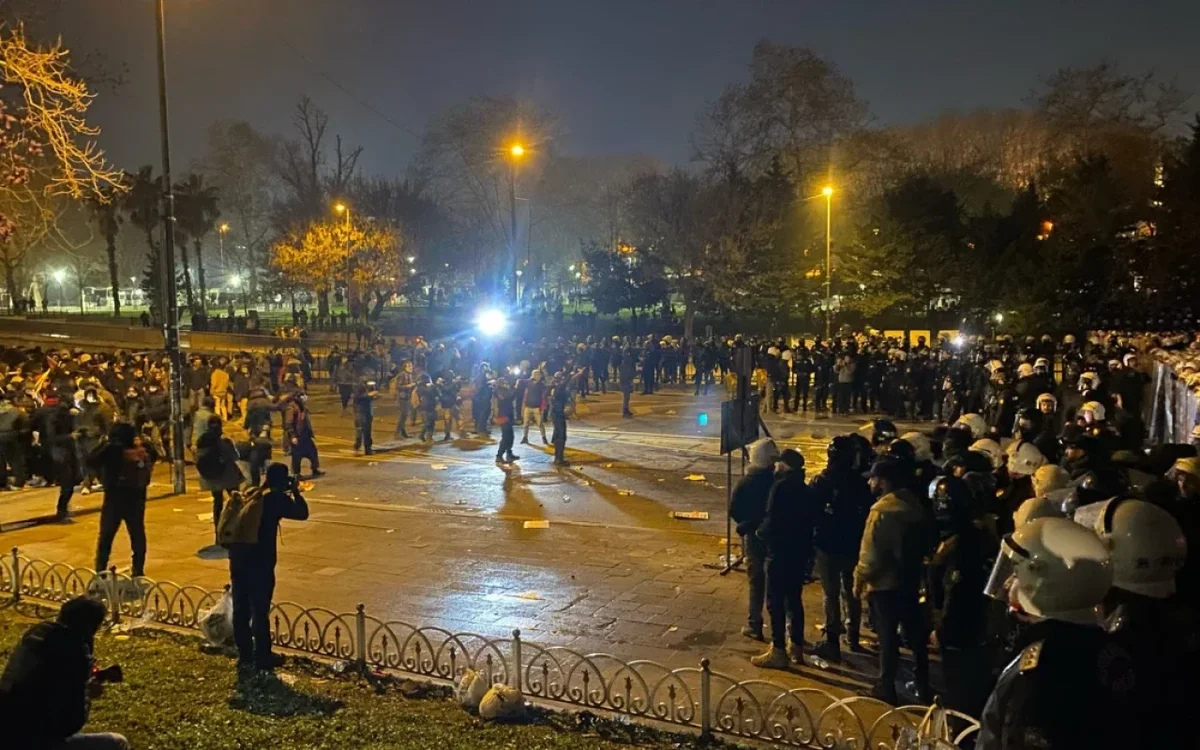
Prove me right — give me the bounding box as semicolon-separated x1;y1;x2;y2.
750;448;815;668
31;389;78;521
90;423;157;577
0;596;128;748
809;435;873;662
729;438;779;642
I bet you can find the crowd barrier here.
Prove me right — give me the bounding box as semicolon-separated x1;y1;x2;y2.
1146;361;1200;445
0;548;982;748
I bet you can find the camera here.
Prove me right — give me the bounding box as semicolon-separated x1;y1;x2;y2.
92;664;124;684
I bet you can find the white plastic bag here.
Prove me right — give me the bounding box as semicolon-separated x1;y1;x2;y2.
479;684;526;721
199;590;235;648
456;668;488;712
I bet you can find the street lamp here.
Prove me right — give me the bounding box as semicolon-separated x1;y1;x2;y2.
821;186;834;339
505;142;526;304
218;222;230;266
52;269;66;309
334;202;353;346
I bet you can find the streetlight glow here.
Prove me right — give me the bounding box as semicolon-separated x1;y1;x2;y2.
476;308;507;336
219;223;230;233
995;312;1004;324
334;203;346;214
568;264;576;271
822;186;834;197
406;256;416;264
510;144;525;158
229;273;242;287
52;269;66;284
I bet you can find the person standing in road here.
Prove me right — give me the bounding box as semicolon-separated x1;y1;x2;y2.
549;373;571;466
809;435;873;663
619;347;637;418
90;422;156;577
729;438;780;643
750;448;815;669
493;378;519;465
31;389;78;521
854;455;936;704
283;392;322;478
228;463;309;672
415;375;437;442
393;360;415;439
520;370;548;445
352;381;378;456
196;415;245;543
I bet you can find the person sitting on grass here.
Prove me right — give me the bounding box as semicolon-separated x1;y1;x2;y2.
0;596;128;749
229;462;309;672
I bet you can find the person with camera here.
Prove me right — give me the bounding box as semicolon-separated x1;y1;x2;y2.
228;463;309;671
0;596;128;749
89;423;157;578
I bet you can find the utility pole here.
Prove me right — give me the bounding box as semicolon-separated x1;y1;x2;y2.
154;0;186;494
823;186;833;340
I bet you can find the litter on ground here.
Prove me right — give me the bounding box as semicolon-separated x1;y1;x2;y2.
523;520;550;529
672;510;710;520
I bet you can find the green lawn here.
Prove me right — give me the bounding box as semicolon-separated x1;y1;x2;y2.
0;609;719;750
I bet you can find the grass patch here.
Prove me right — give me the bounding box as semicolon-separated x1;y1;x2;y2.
0;607;724;749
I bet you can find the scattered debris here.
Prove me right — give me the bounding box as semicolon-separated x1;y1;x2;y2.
672;511;710;521
173;508;182;512
367;462;378;467
479;684;527;721
684;474;706;481
523;520;550;529
562;495;572;503
603;463;614;469
196;512;213;522
430;464;448;470
665;410;677;415
298;481;315;491
657;478;665;482
666;626;679;633
515;591;542;601
618;489;634;496
455;499;468;505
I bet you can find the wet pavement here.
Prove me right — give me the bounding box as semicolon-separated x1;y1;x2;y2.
0;385;923;695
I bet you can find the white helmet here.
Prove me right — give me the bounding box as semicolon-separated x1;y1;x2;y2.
1063;334;1077;345
1078;371;1100;392
970;438;1004;470
1007;441;1047;477
1014;495;1064;527
985;517;1112;624
1079;401;1106;423
899;431;932;463
1032;464;1070;497
1073;498;1188;598
1036;392;1058;411
955;413;987;440
1017;362;1034;378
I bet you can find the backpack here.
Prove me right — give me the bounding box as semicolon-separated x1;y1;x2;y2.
196;438;227;480
216;487;264;548
119;447;153;489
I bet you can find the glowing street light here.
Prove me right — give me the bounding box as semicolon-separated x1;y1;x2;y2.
509;144;525;158
476;308;507;337
52;269;66;284
406;255;416;264
822;186;834;197
821;186;834;338
994;312;1004;324
568;264;576;272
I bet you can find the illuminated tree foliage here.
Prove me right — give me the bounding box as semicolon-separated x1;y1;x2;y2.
271;219;402;319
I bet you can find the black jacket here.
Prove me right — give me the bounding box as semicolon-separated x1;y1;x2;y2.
810;468;873;556
729;466;776;554
756;471;816;563
0;621;93;745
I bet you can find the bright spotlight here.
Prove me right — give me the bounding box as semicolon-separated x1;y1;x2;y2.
953;335;965;349
52;269;66;284
477;308;507;336
229;274;242;287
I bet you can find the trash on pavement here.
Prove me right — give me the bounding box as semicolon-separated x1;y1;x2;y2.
618;489;634;496
457;668;488;711
298;481;315;491
562;495;572;503
196;512;213;522
603;463;614;468
198;591;234;648
479;684;527;721
684;474;706;481
515;591;542;600
367;461;378;467
665;409;677;415
430;463;448;470
523;520;550;529
672;510;710;520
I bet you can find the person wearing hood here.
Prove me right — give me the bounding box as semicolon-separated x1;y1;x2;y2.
0;596;127;749
76;388;114;496
0;393;29;490
89;422;157;577
809;435;873;662
196;415;244;543
283;391;322;478
750;448;816;669
729;438;780;642
31;389;78;522
854;455;935;704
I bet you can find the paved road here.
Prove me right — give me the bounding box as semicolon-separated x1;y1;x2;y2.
0;385;930;698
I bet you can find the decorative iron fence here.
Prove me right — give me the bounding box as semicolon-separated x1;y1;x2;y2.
0;548;980;748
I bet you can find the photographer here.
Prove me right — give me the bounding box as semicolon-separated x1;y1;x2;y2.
0;596;128;749
229;463;309;671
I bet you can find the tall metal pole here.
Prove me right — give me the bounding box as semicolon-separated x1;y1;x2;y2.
824;192;832;340
509;163;518;304
154;0;186;494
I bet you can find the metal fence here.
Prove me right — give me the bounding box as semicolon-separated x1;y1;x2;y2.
1147;361;1200;445
0;548;980;748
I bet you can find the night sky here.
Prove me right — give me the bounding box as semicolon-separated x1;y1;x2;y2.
52;0;1200;174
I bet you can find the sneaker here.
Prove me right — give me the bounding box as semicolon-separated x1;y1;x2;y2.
311;470;326;478
846;637;866;654
749;645;790;670
740;626;765;642
812;640;842;663
505;454;520;462
520;438;529;445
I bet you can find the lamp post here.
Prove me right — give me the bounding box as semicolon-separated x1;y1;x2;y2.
507;143;524;304
153;0;186;494
822;186;834;339
52;269;65;310
218;222;229;267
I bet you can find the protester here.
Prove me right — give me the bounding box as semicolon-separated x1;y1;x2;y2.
283;391;322;478
90;423;156;577
196;415;245;543
729;438;779;642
